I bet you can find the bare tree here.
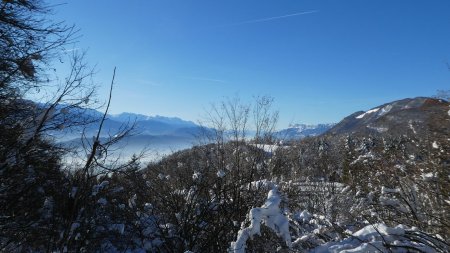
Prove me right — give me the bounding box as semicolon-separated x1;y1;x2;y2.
433;89;450;101
0;0;77;96
0;1;148;251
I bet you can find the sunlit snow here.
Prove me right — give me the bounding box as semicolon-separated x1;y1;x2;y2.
356;108;380;119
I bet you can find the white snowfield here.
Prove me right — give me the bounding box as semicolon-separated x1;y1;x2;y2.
432;141;439;149
356;108;380;119
251;144;280;154
378;104;393;116
231;187;292;253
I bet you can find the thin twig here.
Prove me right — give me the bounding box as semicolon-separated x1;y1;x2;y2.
83;67;116;174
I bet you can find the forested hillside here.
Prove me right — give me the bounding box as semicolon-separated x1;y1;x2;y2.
138;96;449;252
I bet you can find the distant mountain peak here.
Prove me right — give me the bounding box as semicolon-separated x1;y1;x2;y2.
328;97;450;136
110;112;196;127
277;123;336;140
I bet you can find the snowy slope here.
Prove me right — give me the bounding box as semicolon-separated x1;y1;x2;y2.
328;97;450;136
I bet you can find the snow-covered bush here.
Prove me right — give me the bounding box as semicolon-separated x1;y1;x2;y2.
231;187;291;253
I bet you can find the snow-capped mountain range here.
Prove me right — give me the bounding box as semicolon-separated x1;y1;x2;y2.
53;111;204;161
53;105;335;143
275;123;336;139
47;96;450;163
110;113;197;128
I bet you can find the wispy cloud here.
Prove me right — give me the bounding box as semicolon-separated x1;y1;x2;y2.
182;76;227;84
220;10;318;27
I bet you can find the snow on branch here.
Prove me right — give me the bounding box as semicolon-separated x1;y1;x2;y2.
230;187;292;253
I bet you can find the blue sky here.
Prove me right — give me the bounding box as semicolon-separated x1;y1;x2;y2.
50;0;450;126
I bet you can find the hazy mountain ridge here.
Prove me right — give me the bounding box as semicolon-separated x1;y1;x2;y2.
53;109;202;139
50;109;205;160
275;123;335;139
44;97;450;159
110;112;197;127
56;107;336;143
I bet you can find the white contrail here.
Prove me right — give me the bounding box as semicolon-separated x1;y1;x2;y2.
224;10;318;26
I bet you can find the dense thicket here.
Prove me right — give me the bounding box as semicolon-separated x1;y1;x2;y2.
139;125;449;252
1;1;71;250
0;1;141;251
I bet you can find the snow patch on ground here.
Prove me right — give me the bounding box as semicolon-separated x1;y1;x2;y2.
247;179;276;190
356;108;380;119
217;170;226;178
367;125;388;133
192;171;201;180
252;144;279;154
381;186;399;194
432;141;439;149
378;104;393;116
408;120;417;134
351;152;376;165
421;172;437;181
295;210;313;222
